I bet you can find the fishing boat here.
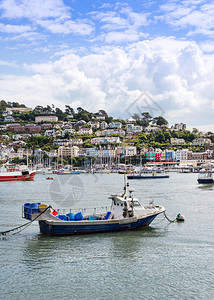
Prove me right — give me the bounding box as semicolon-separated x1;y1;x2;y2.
197;169;214;184
22;181;165;236
0;164;36;182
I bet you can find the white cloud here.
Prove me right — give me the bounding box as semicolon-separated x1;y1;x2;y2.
90;4;149;44
0;0;69;20
0;23;32;33
160;1;214;37
0;37;213;131
0;0;94;37
37;19;93;35
0;59;17;67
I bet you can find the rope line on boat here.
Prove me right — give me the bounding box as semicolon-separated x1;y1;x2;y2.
0;205;51;236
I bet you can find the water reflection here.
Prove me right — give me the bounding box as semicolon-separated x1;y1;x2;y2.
22;225;168;269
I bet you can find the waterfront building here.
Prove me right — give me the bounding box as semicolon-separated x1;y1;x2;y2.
85;148;99;157
146;152;156;160
116;147;126;158
176;149;191;161
99;148;116;158
58;146;79;158
125;146;137;156
163;149;175;161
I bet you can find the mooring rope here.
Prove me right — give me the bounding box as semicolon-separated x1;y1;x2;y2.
0;205;51;236
163;211;177;223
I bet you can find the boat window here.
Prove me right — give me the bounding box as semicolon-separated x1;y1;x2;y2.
114;201;116;205
121;203;123;207
133;201;140;206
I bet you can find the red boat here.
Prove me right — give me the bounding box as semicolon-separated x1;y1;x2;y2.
0;164;36;182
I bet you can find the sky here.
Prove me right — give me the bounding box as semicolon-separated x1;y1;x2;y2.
0;0;214;131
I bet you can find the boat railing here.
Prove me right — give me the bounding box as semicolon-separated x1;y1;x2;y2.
56;206;110;216
198;172;213;179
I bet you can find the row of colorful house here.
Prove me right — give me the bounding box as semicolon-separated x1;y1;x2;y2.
1;144;213;162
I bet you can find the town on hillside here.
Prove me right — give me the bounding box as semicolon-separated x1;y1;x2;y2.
0;100;213;171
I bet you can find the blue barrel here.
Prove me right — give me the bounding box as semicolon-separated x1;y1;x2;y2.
24;203;30;219
66;213;75;220
58;215;68;221
29;203;39;214
74;212;83;221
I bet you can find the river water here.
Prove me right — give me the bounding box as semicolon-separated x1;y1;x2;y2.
0;172;214;300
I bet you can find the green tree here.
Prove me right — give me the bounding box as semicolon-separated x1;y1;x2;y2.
155;130;165;143
153;116;168;126
141;112;152;127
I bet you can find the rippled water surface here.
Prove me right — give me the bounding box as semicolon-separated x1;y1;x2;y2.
0;173;214;299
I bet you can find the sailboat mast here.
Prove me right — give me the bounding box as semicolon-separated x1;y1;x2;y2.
71;142;73;169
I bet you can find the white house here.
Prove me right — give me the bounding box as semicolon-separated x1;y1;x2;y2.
100;121;108;129
35;116;58;122
144;126;160;133
126;124;142;133
45;129;55;137
192;138;212;146
171;138;186;145
125;146;137;156
109;122;122;129
78;128;93;135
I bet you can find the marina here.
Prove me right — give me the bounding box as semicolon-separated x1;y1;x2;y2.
0;172;214;299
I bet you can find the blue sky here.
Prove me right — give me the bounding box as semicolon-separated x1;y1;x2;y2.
0;0;214;131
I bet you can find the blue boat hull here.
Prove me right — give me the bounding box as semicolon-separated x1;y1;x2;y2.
127;175;169;179
198;179;214;184
56;172;81;175
39;215;158;236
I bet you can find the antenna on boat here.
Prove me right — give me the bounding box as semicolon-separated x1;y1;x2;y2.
121;173;128;197
124;173;126;190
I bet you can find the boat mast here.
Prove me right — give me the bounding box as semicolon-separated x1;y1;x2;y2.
70;141;73;170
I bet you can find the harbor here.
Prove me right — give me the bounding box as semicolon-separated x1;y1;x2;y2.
0;172;214;299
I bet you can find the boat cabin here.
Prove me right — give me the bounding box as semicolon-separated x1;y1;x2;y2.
109;185;142;219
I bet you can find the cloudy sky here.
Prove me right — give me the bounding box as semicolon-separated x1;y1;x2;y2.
0;0;214;131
